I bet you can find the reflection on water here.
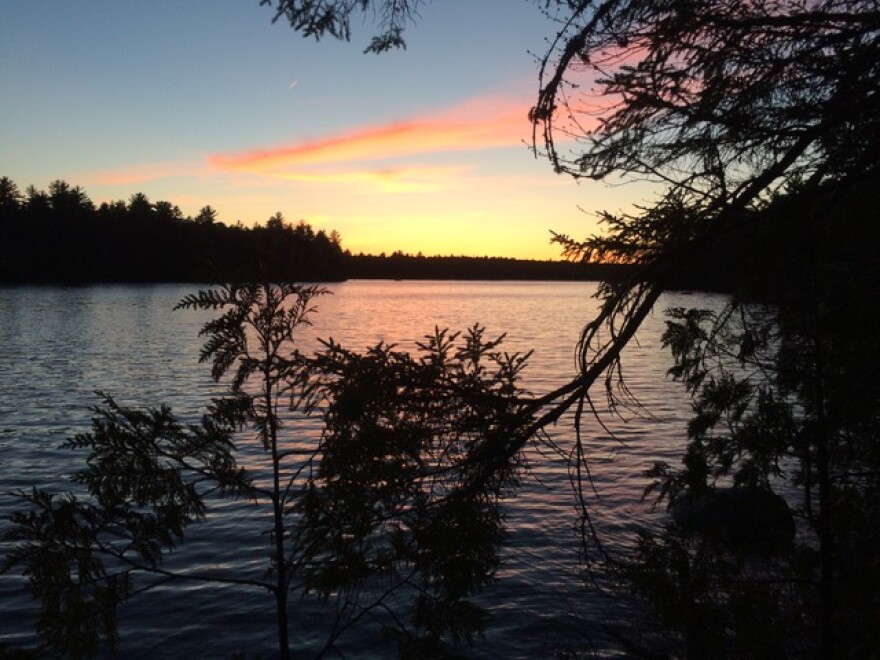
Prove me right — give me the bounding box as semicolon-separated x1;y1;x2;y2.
0;281;717;657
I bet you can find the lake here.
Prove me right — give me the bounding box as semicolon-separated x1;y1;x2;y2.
0;281;713;657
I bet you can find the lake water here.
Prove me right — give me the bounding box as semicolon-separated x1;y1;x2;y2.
0;281;714;657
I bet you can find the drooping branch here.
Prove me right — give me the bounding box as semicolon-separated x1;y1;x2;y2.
260;0;425;52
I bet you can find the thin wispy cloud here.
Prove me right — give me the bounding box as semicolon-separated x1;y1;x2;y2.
208;95;531;181
80;161;208;186
76;94;557;195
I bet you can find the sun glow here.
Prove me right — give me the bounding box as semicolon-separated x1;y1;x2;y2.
67;92;611;260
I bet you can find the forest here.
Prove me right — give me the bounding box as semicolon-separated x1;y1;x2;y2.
0;176;623;284
0;176;748;288
0;177;345;284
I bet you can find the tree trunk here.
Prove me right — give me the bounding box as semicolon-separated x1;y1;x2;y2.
810;227;834;659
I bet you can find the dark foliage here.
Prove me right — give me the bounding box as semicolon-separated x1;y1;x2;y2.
0;176;637;286
346;251;627;282
259;0;425;53
0;178;345;283
2;284;537;658
301;325;534;653
630;176;880;657
2;395;251;657
525;2;880;656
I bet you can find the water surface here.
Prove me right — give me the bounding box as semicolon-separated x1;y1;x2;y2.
0;281;713;657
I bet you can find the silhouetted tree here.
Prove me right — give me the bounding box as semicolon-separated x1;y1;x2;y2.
127;193;153;223
260;0;424;52
3;284;534;658
97;199;128;223
153;200;183;223
265;211;287;231
6;0;878;653
24;185;51;218
3;284;322;658
527;3;880;656
302;325;532;654
48;180;93;221
292;219;314;241
0;176;23;217
194;204;218;226
260;1;880;655
0;177;347;283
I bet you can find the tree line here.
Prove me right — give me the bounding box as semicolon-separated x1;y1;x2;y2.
0;176;751;288
0;177;622;286
0;177;345;283
346;250;628;282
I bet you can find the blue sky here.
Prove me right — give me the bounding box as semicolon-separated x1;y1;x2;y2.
1;1;647;258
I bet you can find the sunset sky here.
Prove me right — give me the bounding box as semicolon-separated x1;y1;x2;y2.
1;1;650;259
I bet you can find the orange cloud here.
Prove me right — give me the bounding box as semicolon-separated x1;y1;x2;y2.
75;95;547;194
208;95;531;178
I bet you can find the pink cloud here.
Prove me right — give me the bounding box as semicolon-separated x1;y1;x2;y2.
208;95;531;176
75;94;551;193
79;161;207;186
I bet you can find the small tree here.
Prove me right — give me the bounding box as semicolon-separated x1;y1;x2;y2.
127;193;154;222
302;326;533;654
265;211;287;231
0;176;23;216
194;205;219;226
3;283;323;658
3;284;535;657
